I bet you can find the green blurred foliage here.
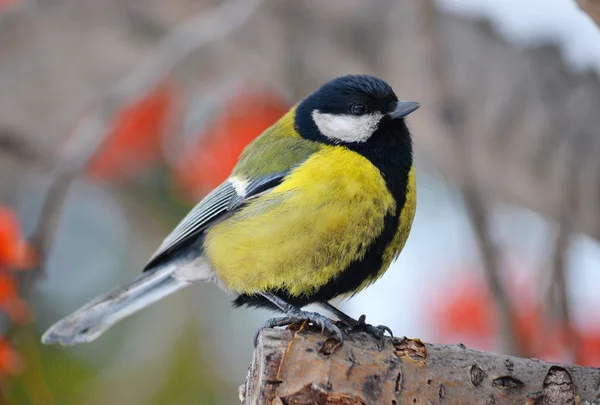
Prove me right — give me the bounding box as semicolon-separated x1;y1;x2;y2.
149;325;229;405
3;322;234;405
4;327;96;405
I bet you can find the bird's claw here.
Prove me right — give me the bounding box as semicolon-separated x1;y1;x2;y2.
254;310;344;347
363;324;393;348
253;316;297;346
343;314;393;349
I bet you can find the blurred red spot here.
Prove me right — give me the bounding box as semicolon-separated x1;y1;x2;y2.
0;208;33;322
0;338;22;375
0;205;32;378
173;87;289;197
430;276;497;350
575;333;600;367
428;267;600;366
0;271;17;301
0;207;35;270
0;0;17;12
0;270;29;324
88;82;179;181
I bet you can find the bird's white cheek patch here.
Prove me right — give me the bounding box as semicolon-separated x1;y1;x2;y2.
311;110;383;143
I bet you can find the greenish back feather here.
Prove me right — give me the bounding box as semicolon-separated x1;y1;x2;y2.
232;108;320;180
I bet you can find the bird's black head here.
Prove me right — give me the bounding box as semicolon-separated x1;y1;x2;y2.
294;74;420;145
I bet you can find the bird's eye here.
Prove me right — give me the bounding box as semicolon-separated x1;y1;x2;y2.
351;103;366;115
388;101;397;112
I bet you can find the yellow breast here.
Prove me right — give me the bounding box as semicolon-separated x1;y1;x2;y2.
203;146;397;296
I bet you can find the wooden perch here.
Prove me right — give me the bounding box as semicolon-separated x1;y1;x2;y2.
241;327;600;404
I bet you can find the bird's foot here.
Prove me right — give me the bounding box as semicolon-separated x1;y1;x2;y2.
342;314;393;348
254;310;344;347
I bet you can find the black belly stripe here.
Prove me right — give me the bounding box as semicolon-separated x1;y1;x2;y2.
234;118;413;310
291;206;402;305
234;193;404;309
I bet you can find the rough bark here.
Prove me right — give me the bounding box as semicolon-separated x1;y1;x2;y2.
241;327;600;405
577;0;600;27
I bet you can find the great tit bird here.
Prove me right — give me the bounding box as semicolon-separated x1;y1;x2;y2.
41;74;419;347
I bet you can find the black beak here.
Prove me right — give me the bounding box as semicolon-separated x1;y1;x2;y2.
388;101;421;119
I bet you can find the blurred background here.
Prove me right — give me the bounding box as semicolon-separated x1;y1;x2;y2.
0;0;599;403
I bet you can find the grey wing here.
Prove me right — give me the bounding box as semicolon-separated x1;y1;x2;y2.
143;174;286;271
144;181;237;270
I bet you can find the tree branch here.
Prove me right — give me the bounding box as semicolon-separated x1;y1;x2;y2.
242;327;600;405
576;0;600;27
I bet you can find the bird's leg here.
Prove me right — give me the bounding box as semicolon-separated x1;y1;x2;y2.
320;302;393;347
253;293;343;346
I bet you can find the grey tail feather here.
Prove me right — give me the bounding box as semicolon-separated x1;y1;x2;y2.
41;263;190;346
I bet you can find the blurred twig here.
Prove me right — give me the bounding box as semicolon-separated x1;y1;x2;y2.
545;217;573;336
0;128;59;272
29;172;76;273
539;157;577;361
576;0;600;28
541;88;592;361
278;1;309;98
124;4;171;40
0;128;51;169
540;160;574;356
461;188;522;355
27;0;263;277
420;0;523;356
